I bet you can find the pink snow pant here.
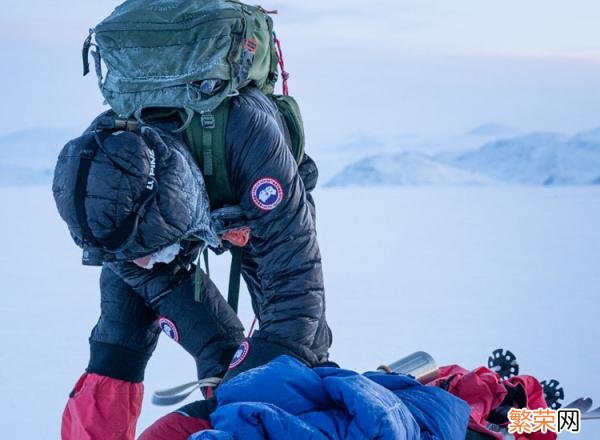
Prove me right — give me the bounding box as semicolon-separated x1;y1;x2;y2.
61;373;143;439
61;373;211;440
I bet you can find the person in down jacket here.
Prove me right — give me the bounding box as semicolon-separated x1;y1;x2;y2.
52;86;332;440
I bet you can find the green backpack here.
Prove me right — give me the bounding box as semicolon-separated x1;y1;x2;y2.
85;0;277;119
84;0;305;209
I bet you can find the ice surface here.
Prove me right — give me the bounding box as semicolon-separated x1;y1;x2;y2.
1;186;599;439
0;128;72;185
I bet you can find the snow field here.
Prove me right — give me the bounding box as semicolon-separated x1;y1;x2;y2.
1;186;598;438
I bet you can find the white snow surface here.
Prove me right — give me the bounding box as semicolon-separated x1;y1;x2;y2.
0;128;72;186
1;186;599;439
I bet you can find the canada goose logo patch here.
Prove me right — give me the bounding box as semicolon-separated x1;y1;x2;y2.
251;178;283;211
158;317;179;342
228;340;251;369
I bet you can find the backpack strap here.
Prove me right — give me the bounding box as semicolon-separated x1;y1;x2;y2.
194;246;242;314
181;100;236;210
182;101;242;313
227;247;243;312
193;247;211;303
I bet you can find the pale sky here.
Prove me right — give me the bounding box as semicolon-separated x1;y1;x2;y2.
3;0;600;146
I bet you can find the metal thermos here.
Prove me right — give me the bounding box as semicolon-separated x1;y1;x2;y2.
378;351;439;384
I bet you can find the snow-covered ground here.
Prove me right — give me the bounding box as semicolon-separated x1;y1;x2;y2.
1;185;599;439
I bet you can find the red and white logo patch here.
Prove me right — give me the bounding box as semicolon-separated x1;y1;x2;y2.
228;340;251;370
158;317;180;342
251;177;284;211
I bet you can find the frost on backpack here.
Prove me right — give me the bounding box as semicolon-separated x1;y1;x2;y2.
82;0;279;123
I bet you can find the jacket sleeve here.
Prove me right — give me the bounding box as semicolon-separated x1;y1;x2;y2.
106;241;200;306
227;98;326;364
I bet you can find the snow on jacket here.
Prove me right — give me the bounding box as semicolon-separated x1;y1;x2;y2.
52;86;331;364
189;355;470;440
53;118;219;260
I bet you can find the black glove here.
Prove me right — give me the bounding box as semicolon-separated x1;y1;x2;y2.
220;336;307;384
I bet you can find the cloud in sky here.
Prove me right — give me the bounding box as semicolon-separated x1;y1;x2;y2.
277;0;600;57
5;0;600;55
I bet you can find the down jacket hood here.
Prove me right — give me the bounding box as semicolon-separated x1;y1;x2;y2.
52;113;219;263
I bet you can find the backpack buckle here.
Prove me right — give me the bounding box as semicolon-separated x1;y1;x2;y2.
201;112;215;130
114;118;140;132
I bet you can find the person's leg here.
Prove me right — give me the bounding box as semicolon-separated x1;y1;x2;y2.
138;269;245;440
62;266;160;440
152;268;245;380
138;400;215;440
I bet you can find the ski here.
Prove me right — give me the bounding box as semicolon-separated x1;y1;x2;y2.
563;397;593;413
581;406;600;420
581;408;600;420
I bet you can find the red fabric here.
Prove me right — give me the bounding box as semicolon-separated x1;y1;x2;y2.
506;375;554;440
138;412;211;440
430;365;556;440
431;365;507;438
222;226;250;247
61;373;143;440
274;35;290;96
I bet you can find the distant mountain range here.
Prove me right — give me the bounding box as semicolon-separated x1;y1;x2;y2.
2;125;600;187
327;128;600;187
466;123;518;137
326;152;493;187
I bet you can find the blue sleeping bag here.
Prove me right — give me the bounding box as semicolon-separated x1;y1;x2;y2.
190;356;469;440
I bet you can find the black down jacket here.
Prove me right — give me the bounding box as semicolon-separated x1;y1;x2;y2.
53;86;331;365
